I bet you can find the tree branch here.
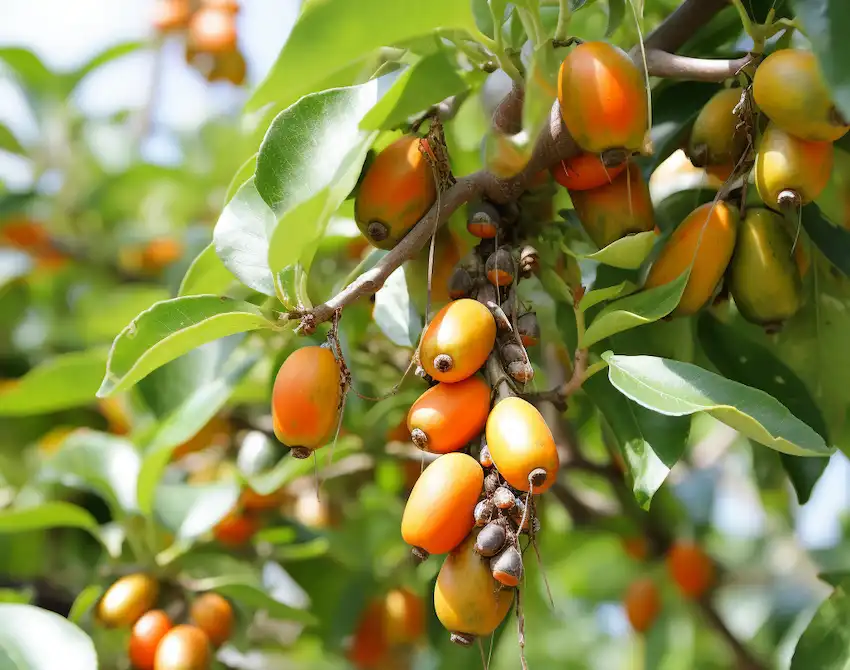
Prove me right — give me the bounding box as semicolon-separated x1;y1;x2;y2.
643;49;753;81
643;0;731;53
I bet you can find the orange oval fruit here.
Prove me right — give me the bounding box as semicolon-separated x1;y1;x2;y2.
189;593;234;648
355;135;437;249
401;452;483;558
688;88;747;168
271;346;341;454
154;624;211;670
754;49;849;142
624;578;661;633
98;574;159;628
188;6;237;53
213;510;258;547
129;609;172;670
407;376;490;454
728;208;804;327
558;41;648;154
667;541;715;599
153;0;191;33
754;123;833;210
141;237;183;273
485;396;559;493
384;588;425;645
551;152;627;191
348;600;388;669
434;532;514;644
644;201;738;316
420;299;496;383
570;162;655;249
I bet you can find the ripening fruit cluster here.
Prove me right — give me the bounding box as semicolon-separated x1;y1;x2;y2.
621;539;716;634
153;0;246;85
96;573;234;669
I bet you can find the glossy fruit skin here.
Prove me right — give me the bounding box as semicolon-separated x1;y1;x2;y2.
189;593;234;647
667;542;715;599
688;88;747;168
213;510;258;547
355;135;437;249
271;346;341;451
384;588;425;644
558;42;648;154
129;610;172;670
434;532;515;638
570;163;655;249
645;201;738;316
729;208;803;326
755;123;833;208
624;578;661;633
401;452;483;556
754;49;849;142
98;574;159;628
485;397;559;493
154;624;211;670
407;376;491;454
551;152;627;191
420;299;496;383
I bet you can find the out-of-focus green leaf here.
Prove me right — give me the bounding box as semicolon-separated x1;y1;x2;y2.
68;41;143;89
372;267;420;347
361;51;467;130
0;503;98;535
74;284;171;345
0;47;56;99
184;575;317;624
607;0;626;36
248;438;360;496
154;481;240;541
791;577;850;670
67;585;103;625
178;243;235;297
522;42;560;139
800;203;850;277
698;314;830;503
604;353;834;457
0;604;98;670
0;349;107;416
97;295;273;397
0;123;25;155
247;0;477;112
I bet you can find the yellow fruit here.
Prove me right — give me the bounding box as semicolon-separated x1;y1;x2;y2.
688;88;747;168
420;299;496;383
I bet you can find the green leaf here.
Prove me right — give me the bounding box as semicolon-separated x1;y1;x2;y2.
0;604;98;670
40;429;140;514
582;271;689;347
0;48;56;99
0;349;108;416
791;0;850;121
361;51;467;130
248;437;360;496
0;502;98;535
372;267;421;347
67;585;103;624
697;314;830;503
606;0;626;36
578;281;638;311
0;248;31;289
137;341;261;515
97;295;274;397
247;0;477;112
225;153;257;206
568;231;657;270
69;41;143;89
154;482;240;541
178;243;235;297
0;122;25;155
184;575;317;625
800;203;850;277
604;353;834;457
213;179;278;296
791;578;850;670
522;42;560;140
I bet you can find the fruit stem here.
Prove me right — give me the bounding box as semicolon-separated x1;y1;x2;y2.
477;7;523;83
730;0;758;49
554;0;571;42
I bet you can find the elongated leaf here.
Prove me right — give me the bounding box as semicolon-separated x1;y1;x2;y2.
184;575;317;624
791;0;850;120
69;41;143;88
361;51;467;130
155;482;240;541
0;48;56;99
41;429;140;514
606;0;626;36
0;349;108;416
582;271;689;347
604;354;833;457
248;438;359;496
225;153;257;206
67;585;103;624
800;203;850;277
178;243;235;297
247;0;476;112
791;578;850;670
0;122;24;155
698;315;830;503
0;502;98;535
568;231;658;270
373;267;421;347
0;604;97;670
213;179;278;296
522;42;560;140
97;295;274;397
578;281;638;311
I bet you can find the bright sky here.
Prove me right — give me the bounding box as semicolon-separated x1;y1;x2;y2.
1;0;848;549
